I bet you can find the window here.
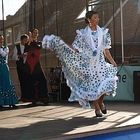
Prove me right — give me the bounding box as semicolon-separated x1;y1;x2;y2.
5;28;12;45
13;25;21;44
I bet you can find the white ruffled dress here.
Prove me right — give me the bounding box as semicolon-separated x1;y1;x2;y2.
42;26;118;108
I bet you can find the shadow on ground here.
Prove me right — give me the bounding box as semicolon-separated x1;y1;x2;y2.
0;115;105;140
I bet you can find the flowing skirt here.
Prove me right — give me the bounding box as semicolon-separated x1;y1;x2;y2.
0;63;18;106
42;35;118;108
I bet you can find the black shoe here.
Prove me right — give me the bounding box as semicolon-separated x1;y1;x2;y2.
101;106;107;114
95;110;103;117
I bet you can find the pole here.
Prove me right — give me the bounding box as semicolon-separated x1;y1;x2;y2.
29;0;32;30
55;0;61;101
55;0;58;36
85;0;88;12
2;0;5;44
29;0;36;30
42;0;47;80
112;0;116;60
33;0;36;28
42;0;45;35
120;0;124;63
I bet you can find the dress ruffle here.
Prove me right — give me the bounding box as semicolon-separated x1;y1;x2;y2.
42;32;118;108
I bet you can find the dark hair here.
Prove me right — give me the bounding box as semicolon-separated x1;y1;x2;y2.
20;34;28;41
30;28;38;33
85;10;98;24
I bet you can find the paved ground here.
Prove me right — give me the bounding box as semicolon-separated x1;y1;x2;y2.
0;101;140;140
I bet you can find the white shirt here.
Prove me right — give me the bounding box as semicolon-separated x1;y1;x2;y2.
12;44;27;63
0;46;9;63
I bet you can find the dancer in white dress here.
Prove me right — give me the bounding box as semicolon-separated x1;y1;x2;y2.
42;11;118;117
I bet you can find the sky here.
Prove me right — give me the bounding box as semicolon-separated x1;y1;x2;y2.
0;0;26;20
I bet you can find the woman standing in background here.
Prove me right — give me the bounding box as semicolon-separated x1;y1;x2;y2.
0;35;18;108
25;29;49;105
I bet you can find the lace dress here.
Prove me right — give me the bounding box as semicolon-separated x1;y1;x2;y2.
42;26;118;108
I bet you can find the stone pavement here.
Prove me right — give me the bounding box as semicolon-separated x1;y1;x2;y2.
0;101;140;140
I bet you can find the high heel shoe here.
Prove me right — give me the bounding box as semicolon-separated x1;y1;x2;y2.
95;110;102;117
100;106;107;114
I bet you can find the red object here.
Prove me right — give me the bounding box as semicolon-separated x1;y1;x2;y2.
26;48;40;73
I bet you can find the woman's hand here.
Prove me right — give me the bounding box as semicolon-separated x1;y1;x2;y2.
112;63;117;67
104;49;117;67
28;31;33;44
